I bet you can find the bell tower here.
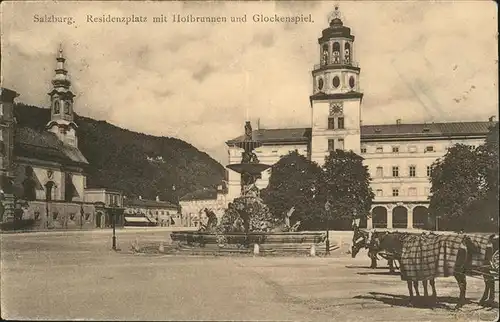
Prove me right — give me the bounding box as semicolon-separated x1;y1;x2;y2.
46;44;78;147
309;5;363;165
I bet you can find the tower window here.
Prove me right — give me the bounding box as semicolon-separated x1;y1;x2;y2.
322;44;329;65
328;139;335;151
318;78;324;91
337;117;344;129
392;189;399;197
427;166;432;177
328;117;335;129
54;100;61;114
360;146;367;154
64;101;72;115
392;146;399;153
332;76;340;88
375;146;383;153
344;43;351;64
349;76;355;89
426;146;434;152
392;166;399;177
332;42;340;64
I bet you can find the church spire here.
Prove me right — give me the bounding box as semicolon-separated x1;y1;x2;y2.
52;43;71;91
47;44;78;147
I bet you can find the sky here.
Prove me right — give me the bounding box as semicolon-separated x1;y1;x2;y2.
1;1;498;164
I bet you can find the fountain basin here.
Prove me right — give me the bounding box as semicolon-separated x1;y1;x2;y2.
170;231;327;246
226;163;271;175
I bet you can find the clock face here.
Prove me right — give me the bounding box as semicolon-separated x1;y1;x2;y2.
332;76;340;88
329;102;343;115
349;76;355;89
318;78;324;90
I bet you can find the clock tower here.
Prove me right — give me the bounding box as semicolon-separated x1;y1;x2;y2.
309;6;363;165
46;44;78;147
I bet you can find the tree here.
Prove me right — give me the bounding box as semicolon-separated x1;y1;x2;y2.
477;123;499;229
321;150;374;230
261;150;325;230
428;144;488;231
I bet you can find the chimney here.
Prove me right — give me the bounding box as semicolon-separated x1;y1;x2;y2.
257;118;260;130
396;119;401;125
156;196;160;202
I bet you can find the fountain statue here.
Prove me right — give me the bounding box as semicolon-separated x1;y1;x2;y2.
168;121;327;254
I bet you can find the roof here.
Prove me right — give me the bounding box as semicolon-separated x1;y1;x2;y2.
360;121;495;140
226;128;311;145
123;198;178;209
14;126;88;166
225;121;495;145
180;188;218;201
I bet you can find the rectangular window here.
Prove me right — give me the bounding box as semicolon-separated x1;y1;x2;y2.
392;189;399;197
408;187;417;196
392;166;399;177
376;146;383;153
337;117;345;129
427;166;432;177
426;146;434;152
338;138;344;150
376;166;383;177
409;165;416;177
328;139;335;151
376;189;383;197
328;118;335;129
360;146;367;154
409;145;417;153
392;146;399;153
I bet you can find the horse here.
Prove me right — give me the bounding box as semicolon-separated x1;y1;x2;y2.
371;231;497;309
478;234;499;306
370;231;437;307
351;227;397;272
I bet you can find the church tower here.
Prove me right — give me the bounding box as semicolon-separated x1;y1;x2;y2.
46;44;78;147
309;6;363;165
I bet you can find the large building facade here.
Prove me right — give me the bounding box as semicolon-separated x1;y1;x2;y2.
1;46;108;230
226;8;496;230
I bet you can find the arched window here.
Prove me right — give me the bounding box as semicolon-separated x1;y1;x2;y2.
64;173;74;202
322;44;329;66
22;166;36;201
344;43;351;64
54;100;61;114
332;42;340;64
45;181;55;201
64;101;71;115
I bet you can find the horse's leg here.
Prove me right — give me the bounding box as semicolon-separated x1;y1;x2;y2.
454;272;467;310
483;274;495;307
430;278;437;305
370;254;377;269
479;273;490;305
387;259;394;273
407;280;415;306
422;280;429;306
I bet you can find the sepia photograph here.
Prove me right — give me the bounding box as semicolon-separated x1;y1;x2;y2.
0;0;498;321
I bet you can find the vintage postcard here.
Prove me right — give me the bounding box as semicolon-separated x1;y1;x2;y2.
1;1;498;321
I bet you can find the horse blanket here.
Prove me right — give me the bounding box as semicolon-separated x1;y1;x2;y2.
400;234;492;281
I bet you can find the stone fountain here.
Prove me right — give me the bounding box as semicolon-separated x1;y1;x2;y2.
167;122;329;255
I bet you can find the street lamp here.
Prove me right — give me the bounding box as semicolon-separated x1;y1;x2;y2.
324;200;331;255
